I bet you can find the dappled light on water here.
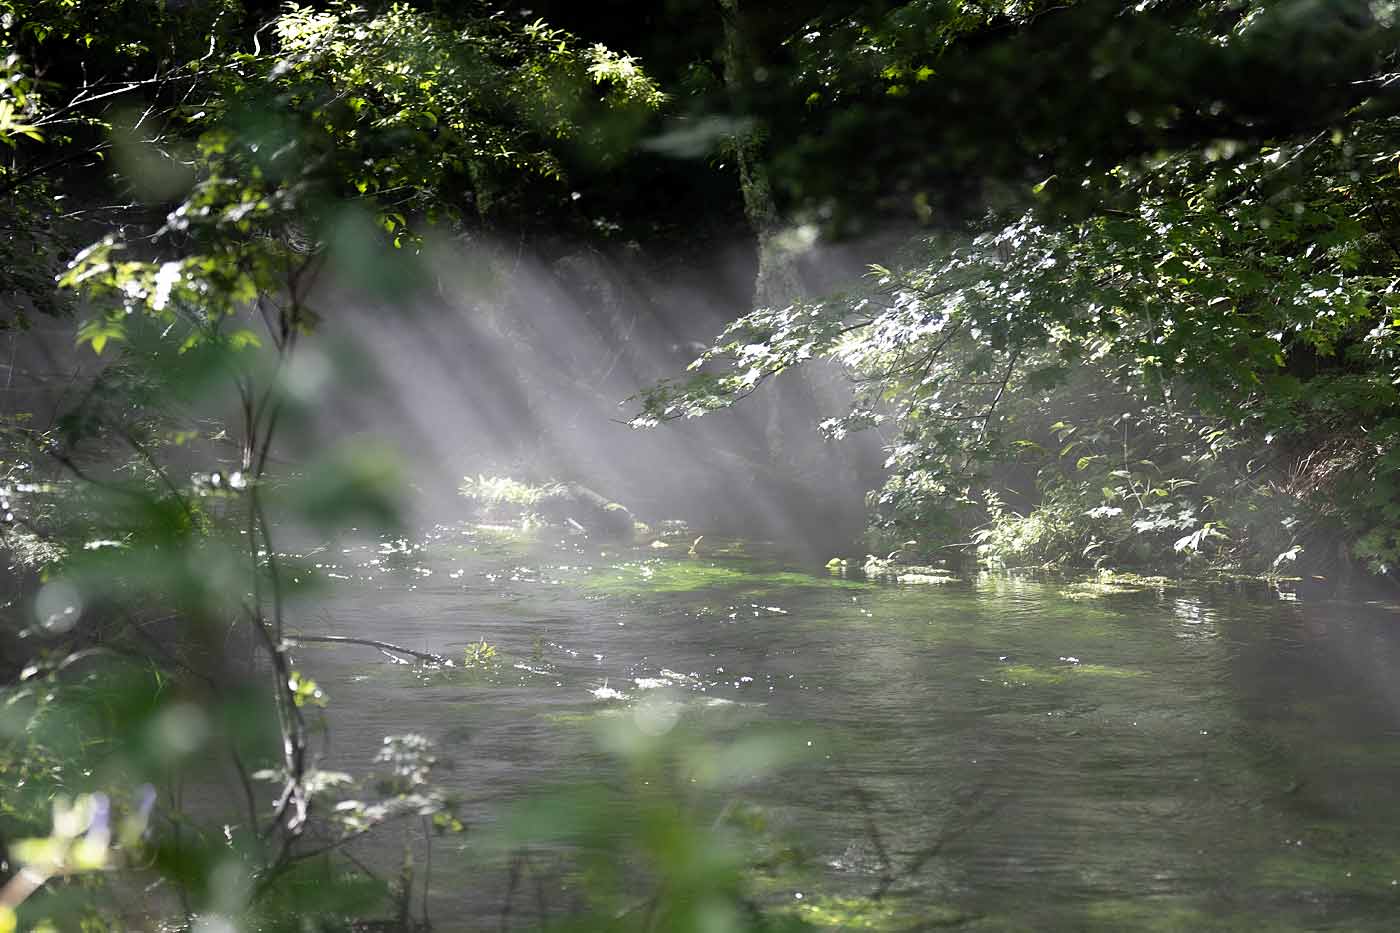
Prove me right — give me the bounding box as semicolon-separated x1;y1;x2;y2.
279;522;1400;931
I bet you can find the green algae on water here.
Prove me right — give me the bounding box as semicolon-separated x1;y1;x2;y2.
998;662;1147;686
1080;898;1260;932
782;894;962;931
1256;852;1400;894
583;558;872;596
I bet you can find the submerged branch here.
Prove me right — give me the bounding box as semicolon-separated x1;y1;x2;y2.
285;634;449;665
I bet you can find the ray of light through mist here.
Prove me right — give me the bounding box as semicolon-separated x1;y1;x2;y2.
297;230;890;556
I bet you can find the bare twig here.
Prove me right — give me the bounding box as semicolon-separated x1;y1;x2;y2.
978;349;1022;440
285;634;448;665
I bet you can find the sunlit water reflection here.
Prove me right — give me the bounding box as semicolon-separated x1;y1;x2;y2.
294;524;1400;931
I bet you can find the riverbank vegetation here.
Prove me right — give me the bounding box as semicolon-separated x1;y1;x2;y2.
3;0;1400;929
636;1;1400;581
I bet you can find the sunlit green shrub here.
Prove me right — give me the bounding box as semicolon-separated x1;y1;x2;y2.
459;475;568;519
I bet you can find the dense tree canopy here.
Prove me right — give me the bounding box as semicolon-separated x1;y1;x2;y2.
634;0;1400;577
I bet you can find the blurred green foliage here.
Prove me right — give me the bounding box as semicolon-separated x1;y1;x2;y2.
0;2;713;930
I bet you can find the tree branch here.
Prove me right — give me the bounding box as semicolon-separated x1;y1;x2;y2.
285;634;448;666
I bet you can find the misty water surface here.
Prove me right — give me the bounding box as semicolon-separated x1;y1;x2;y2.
294;525;1400;931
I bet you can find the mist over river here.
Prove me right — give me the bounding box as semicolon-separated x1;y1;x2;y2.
292;524;1400;931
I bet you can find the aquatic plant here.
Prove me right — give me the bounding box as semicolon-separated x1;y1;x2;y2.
460;475;568;511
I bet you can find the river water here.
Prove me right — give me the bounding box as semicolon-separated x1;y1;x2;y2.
294;523;1400;931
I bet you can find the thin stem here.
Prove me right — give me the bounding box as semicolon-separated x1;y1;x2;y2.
421;815;433;929
123;431;197;528
978;349;1022;440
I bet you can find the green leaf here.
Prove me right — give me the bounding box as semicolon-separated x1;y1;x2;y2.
76;319;127;355
228;329;263;350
